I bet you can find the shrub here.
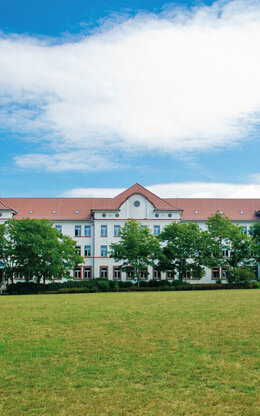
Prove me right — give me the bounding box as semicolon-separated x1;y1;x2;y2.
97;280;110;292
226;268;255;288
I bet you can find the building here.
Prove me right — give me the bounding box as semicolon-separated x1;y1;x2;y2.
1;183;259;283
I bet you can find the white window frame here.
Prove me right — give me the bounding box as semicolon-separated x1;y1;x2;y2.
84;245;91;257
84;225;91;237
101;245;107;257
153;225;160;236
101;225;107;237
114;225;121;236
75;225;82;237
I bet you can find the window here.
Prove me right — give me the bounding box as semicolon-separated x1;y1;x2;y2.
222;246;229;257
241;226;247;234
114;225;121;236
101;245;107;257
74;268;81;279
100;267;108;279
83;267;91;280
126;269;135;280
222;268;227;280
113;267;121;280
101;225;107;236
153;269;161;280
75;225;81;236
140;269;148;280
141;225;147;230
183;270;191;280
84;225;91;237
212;267;220;280
55;225;62;233
52;210;56;214
84;245;91;257
166;270;174;279
134;200;140;207
154;225;160;236
75;246;81;255
14;272;23;280
249;226;254;236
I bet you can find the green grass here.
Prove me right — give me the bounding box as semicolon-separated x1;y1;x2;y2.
0;290;259;416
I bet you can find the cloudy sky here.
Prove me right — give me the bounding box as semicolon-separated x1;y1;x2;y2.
1;0;260;198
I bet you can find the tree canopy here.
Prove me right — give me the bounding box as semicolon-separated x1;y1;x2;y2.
206;212;253;270
0;219;83;284
157;222;219;280
110;219;160;285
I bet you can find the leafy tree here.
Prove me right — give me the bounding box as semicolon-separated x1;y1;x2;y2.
0;223;17;284
110;219;160;286
207;212;253;272
250;222;260;263
0;219;83;284
157;222;218;281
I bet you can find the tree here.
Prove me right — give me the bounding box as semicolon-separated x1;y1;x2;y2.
110;219;160;286
250;222;260;263
157;222;218;281
0;219;83;284
207;212;253;272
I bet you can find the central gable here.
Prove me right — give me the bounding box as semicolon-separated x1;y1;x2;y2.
120;193;155;219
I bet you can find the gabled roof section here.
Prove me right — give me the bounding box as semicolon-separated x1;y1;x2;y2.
94;183;182;211
0;197;16;212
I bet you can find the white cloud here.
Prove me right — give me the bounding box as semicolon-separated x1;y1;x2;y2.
63;181;260;198
0;0;260;170
14;151;121;172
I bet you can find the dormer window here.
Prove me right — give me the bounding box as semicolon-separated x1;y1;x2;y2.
30;210;33;214
240;211;244;215
75;210;79;214
155;213;159;218
219;211;224;214
194;210;199;214
52;210;56;214
102;213;106;218
168;213;172;218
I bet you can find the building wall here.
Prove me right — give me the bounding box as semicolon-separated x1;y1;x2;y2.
1;192;259;283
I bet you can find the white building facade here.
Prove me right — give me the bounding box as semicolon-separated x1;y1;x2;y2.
1;183;259;283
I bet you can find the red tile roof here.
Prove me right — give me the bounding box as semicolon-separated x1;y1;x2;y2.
166;198;260;221
2;185;260;221
4;198;110;220
0;198;16;212
93;183;181;211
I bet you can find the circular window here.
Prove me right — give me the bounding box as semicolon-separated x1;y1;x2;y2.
102;213;106;218
168;213;172;218
155;213;159;218
134;201;140;207
115;213;119;217
0;213;2;217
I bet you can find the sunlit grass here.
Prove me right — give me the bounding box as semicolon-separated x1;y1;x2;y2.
0;290;259;415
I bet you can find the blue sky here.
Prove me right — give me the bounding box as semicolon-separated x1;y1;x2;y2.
1;0;260;198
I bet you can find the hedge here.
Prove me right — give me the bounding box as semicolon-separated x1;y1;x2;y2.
6;279;258;295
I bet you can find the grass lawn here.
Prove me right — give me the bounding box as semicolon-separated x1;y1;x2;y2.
0;290;259;416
